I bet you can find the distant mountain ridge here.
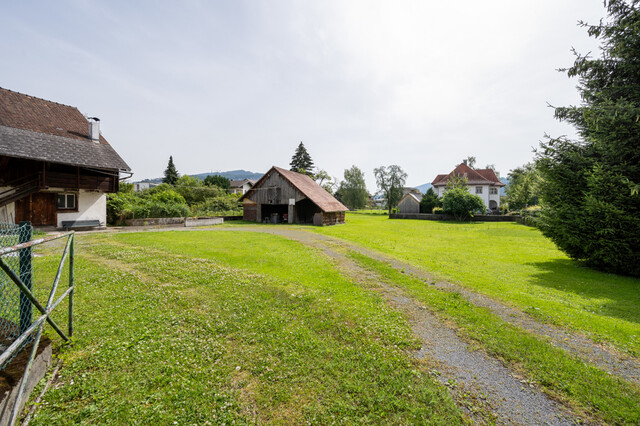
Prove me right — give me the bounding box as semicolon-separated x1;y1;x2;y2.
190;170;264;181
138;169;264;184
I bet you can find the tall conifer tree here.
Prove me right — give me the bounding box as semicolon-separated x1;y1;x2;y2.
289;142;315;177
536;0;640;275
163;156;179;185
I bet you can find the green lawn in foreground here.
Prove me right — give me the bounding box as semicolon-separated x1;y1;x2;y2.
29;232;464;424
312;213;640;356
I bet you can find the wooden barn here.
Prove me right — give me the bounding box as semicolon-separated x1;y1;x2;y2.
239;166;348;226
0;87;131;228
398;192;421;214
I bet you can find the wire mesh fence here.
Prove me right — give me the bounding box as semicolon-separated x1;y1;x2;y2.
0;222;34;369
0;221;74;425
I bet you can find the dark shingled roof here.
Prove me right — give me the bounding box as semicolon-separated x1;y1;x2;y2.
230;178;256;188
0;87;130;171
241;166;348;213
0;125;130;171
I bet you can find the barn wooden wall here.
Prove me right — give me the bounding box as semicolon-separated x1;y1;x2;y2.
245;172;304;205
398;197;420;214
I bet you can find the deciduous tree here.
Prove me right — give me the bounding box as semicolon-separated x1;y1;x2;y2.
441;188;485;221
506;163;540;210
339;166;369;210
374;165;407;214
204;174;231;190
314;169;336;194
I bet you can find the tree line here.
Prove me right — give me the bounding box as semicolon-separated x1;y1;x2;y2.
107;156;242;224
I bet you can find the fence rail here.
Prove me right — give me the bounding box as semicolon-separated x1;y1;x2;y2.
0;222;74;425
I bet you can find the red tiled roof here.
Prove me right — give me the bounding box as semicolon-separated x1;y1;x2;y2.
0;87;107;144
240;166;348;212
475;168;504;185
432;163;504;186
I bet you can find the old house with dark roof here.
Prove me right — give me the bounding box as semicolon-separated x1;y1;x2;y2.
432;161;505;212
230;178;256;195
0;87;131;228
239;166;347;226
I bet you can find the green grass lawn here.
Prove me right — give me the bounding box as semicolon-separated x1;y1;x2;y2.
312;214;640;356
29;231;465;424
349;252;640;424
24;216;640;423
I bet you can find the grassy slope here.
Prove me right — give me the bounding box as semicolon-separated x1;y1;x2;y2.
311;213;640;356
30;232;464;424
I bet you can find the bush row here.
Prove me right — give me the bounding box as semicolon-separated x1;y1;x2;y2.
107;179;242;225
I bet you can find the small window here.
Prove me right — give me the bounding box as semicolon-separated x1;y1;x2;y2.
490;187;498;195
57;193;76;210
475;186;483;194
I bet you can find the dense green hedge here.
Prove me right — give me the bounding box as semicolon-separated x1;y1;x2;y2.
107;179;241;225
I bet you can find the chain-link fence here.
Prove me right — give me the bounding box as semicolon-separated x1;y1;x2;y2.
0;221;74;425
0;222;34;369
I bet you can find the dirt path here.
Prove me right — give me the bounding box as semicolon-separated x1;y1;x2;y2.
237;227;578;425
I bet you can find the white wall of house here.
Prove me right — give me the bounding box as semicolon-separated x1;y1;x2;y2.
231;182;254;195
56;190;106;228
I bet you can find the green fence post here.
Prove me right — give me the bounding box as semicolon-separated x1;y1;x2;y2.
69;233;74;337
19;221;33;335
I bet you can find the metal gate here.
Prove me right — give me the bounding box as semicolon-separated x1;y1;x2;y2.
0;222;74;425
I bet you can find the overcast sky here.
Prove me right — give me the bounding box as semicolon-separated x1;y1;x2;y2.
1;1;606;190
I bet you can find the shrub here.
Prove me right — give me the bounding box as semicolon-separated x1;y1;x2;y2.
149;189;186;205
441;188;485;221
190;196;241;216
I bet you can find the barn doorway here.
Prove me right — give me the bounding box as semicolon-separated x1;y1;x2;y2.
261;204;288;223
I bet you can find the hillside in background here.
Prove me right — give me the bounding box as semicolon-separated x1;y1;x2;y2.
191;170;263;181
415;183;433;194
138;169;264;184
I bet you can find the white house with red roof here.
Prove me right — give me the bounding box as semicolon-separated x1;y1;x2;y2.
432;161;505;212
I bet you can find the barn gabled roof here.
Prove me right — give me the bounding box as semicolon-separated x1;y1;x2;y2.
432;163;504;187
400;192;421;204
240;166;348;213
0;87;131;171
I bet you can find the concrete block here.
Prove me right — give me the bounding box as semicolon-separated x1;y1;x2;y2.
0;342;52;426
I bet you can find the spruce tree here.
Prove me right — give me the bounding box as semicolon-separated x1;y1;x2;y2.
163;156;179;185
420;188;441;213
289;142;315;177
536;0;640;275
